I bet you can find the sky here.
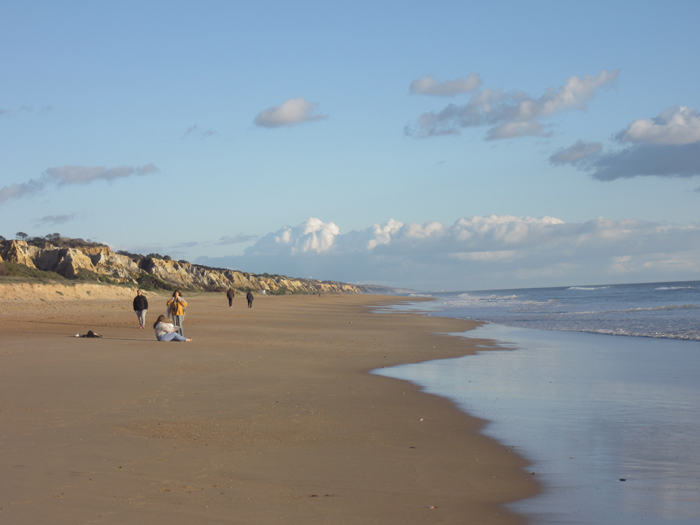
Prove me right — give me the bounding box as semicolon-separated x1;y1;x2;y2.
2;0;700;291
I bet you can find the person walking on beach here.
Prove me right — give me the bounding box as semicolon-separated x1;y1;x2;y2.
226;287;235;308
132;289;148;329
153;315;192;342
246;291;254;308
167;290;187;336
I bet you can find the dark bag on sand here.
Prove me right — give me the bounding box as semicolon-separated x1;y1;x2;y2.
86;330;102;338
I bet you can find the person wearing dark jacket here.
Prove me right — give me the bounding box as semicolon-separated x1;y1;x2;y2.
133;289;149;329
246;291;254;308
226;287;235;307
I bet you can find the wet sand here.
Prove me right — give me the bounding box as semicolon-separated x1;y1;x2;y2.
0;293;538;524
388;324;700;525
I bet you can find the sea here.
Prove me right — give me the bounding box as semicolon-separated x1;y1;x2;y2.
373;280;700;524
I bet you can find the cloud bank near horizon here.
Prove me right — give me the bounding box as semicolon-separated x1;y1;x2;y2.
196;215;700;291
0;164;159;205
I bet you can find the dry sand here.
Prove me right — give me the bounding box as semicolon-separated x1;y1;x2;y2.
0;281;136;302
0;293;539;524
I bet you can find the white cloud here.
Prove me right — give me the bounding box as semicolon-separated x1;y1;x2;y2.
409;74;482;96
617;106;700;145
487;121;544;140
553;107;700;180
406;70;619;139
196;214;700;290
36;213;76;226
550;140;603;164
367;219;404;249
610;255;632;273
218;233;259;245
45;164;158;185
0;164;159;205
254;97;328;128
451;250;519;261
540;71;619;115
0;179;46;204
249;218;340;255
184;124;218;139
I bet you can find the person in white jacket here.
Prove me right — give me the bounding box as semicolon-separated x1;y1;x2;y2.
153;315;192;342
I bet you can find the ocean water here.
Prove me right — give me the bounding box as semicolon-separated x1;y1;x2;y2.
426;280;700;341
373;280;700;524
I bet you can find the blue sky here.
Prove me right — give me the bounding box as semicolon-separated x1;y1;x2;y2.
2;1;700;291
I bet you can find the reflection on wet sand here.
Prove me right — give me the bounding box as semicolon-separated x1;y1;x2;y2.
375;324;700;525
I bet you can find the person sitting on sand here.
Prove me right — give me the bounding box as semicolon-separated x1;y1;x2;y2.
167;290;187;336
153;315;192;342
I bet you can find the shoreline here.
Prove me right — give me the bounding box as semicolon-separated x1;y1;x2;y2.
385;319;700;524
0;293;539;523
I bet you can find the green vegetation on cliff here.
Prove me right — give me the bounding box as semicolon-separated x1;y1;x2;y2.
136;273;178;292
0;261;65;282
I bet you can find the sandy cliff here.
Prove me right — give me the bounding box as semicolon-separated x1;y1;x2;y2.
0;240;366;295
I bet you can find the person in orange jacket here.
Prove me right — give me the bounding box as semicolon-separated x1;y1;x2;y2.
167;290;188;336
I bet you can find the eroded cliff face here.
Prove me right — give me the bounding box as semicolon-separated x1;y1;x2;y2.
0;240;364;294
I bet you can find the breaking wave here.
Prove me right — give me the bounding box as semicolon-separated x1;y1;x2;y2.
619;304;699;312
428;281;700;341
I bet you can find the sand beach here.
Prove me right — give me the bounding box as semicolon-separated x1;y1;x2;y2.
0;293;538;524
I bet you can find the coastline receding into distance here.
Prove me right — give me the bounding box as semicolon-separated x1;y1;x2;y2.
379;281;700;524
3;4;699;523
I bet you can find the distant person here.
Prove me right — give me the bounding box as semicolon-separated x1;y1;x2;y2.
167;290;188;336
246;291;254;308
226;287;235;308
153;315;192;342
132;289;149;329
